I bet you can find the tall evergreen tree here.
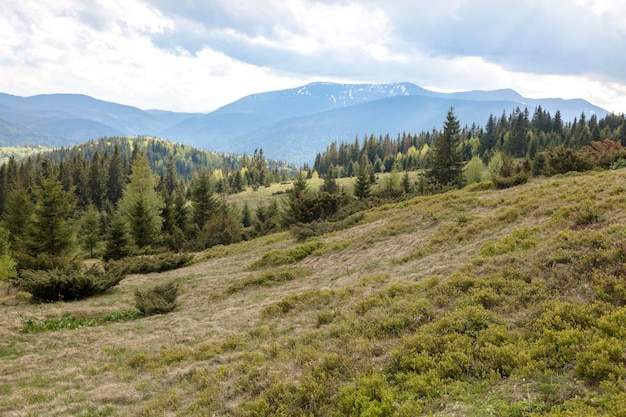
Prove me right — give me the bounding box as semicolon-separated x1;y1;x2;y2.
107;145;125;207
79;205;101;258
2;187;33;253
119;154;163;248
191;171;219;230
88;151;106;210
427;108;465;188
22;178;76;269
103;210;132;261
353;167;371;199
320;166;339;194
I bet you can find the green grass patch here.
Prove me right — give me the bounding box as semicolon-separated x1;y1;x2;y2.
21;309;142;333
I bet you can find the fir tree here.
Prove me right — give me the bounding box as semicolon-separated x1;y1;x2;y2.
353;167;371;199
22;177;77;269
427;108;465;188
191;171;219;230
80;205;101;258
241;202;252;228
104;211;132;261
107;145;125;207
320;166;339;194
119;154;163;248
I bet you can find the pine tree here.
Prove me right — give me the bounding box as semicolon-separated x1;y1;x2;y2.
241;202;252;228
119;154;163;248
191;171;219;230
107;145;125;207
320;166;339;194
104;211;132;261
427;108;465;188
88;151;106;210
353;167;371;199
402;170;412;194
22;177;77;269
80;205;101;258
164;154;178;196
2;187;33;253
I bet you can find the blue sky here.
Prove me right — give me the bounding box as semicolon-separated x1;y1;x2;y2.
2;0;625;114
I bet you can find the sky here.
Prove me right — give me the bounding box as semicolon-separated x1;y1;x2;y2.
2;0;626;114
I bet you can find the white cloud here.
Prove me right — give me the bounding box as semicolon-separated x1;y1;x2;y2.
1;0;625;114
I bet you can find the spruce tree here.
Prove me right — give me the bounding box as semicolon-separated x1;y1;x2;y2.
80;205;101;258
353;167;371;199
427;108;465;188
104;211;132;261
320;166;339;194
191;171;219;230
119;154;163;248
23;177;77;269
107;145;125;207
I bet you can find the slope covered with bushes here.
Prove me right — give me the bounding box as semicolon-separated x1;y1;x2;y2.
1;169;626;416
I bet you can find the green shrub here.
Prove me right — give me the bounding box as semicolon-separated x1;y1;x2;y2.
250;240;325;269
134;282;179;315
290;212;364;240
18;265;124;302
226;269;298;294
106;252;193;275
492;172;529;189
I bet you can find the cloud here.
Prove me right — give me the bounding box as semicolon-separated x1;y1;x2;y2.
1;0;625;113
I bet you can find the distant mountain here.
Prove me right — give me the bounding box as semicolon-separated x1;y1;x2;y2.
0;83;609;164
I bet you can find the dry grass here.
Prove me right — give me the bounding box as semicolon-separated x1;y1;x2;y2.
2;169;626;416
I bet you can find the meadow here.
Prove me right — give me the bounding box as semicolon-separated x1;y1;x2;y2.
2;168;626;416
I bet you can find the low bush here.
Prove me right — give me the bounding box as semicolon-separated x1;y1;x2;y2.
250;240;325;269
290;212;365;240
106;252;193;275
226;269;298;294
492;172;529;189
134;281;179;315
18;264;125;302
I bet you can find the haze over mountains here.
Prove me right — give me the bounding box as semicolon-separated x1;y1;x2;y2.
0;82;609;164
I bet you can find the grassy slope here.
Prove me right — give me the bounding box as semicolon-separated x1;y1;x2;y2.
2;169;626;416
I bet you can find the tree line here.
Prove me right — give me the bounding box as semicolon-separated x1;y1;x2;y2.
312;107;626;178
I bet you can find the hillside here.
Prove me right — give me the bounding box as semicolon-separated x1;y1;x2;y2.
2;169;626;415
0;83;608;164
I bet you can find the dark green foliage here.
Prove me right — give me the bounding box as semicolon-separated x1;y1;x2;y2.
105;252;192;275
253;200;281;236
191;171;219;230
290;212;364;240
319;166;339;194
353;168;371;199
22;177;76;270
103;212;132;261
427;108;465;188
492;172;529;189
134;282;179;315
226;269;297;294
241;202;252;228
18;265;124;302
288;191;343;224
251;240;324;269
79;205;101;258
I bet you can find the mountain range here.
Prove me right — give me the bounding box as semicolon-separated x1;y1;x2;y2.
0;82;609;164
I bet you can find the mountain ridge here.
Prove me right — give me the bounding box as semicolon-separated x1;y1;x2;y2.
0;83;609;163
